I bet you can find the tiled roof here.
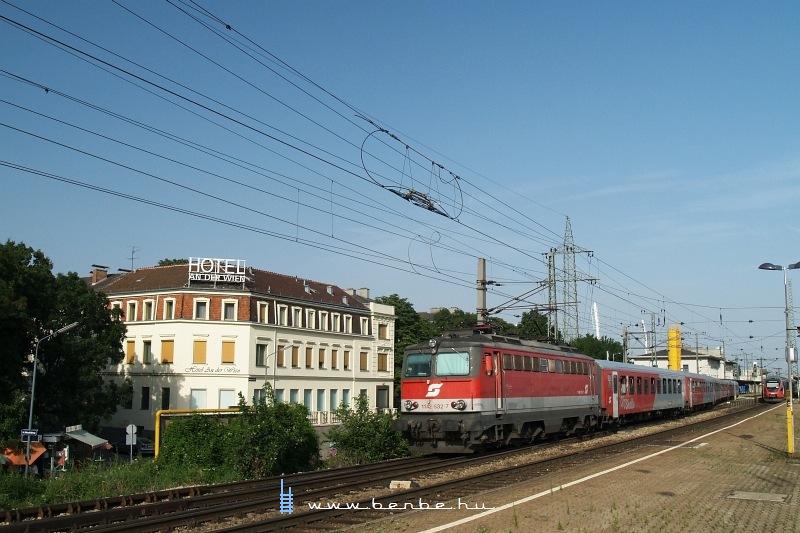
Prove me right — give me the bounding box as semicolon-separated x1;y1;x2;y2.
88;264;367;310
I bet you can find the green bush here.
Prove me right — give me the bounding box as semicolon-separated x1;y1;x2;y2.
325;394;408;466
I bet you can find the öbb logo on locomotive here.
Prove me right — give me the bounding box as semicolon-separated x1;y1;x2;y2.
426;383;443;397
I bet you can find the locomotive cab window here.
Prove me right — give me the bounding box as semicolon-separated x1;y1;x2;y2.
436;351;471;376
404;353;432;377
540;358;549;372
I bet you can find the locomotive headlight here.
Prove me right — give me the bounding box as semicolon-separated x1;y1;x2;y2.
450;399;467;410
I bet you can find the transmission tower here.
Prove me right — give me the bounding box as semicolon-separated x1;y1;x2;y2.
546;217;595;343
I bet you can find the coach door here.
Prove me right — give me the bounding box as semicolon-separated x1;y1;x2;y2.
612;371;619;419
494;351;505;416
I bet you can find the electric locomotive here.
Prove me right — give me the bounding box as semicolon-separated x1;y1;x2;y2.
395;329;600;453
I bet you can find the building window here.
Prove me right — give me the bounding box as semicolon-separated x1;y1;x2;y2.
290;389;299;404
343;350;350;370
277;345;286;367
320;311;329;331
344;315;352;333
141;387;150;410
277;305;288;326
122;393;132;410
306;309;316;330
256;344;268;367
292;307;302;327
317;389;325;412
331;349;338;370
378;352;388;372
304;389;312;408
222;340;235;364
253;388;266;405
258;302;268;323
163;299;175;320
111;302;122;321
378;324;388;340
376;387;389;409
360;351;369;371
219;389;236;408
343;389;350;407
143;300;154;321
360;317;369;335
161;387;170;410
126;340;135;364
318;347;325;369
291;346;299;368
126;301;137;322
142;340;153;364
194;299;209;320
193;339;207;364
330;389;338;410
161;339;174;364
305;347;313;369
332;313;341;332
223;300;237;321
275;389;285;402
190;389;207;409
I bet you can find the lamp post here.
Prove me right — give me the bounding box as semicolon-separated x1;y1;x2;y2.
759;261;800;458
25;321;79;477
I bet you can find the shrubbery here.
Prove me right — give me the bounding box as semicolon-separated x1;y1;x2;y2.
325;394;408;466
158;387;319;480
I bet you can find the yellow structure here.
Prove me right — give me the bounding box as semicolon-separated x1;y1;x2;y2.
668;325;682;371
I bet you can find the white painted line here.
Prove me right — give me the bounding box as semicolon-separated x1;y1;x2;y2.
417;405;778;533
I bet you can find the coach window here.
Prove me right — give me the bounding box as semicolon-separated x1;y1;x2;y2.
620;375;627;395
644;378;649;395
555;360;563;373
436;351;470;376
651;378;656;393
405;353;431;377
531;357;539;372
637;377;642;395
629;376;634;395
523;356;533;371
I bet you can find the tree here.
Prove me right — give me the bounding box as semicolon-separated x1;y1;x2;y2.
157;258;188;266
325;394;408;465
516;310;551;340
0;240;129;442
571;333;625;361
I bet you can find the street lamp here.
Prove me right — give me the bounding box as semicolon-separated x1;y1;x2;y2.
25;321;79;477
759;261;800;458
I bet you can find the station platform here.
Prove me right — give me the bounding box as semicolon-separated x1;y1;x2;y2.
358;403;800;532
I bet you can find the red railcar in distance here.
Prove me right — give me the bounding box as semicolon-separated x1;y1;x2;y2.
762;375;787;403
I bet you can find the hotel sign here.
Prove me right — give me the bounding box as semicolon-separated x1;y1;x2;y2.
188;257;247;283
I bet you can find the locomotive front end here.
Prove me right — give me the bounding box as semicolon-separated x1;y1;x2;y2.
395;338;486;453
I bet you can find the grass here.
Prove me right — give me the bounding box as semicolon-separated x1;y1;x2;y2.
0;457;239;511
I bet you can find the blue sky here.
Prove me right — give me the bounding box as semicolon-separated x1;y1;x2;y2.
2;1;799;371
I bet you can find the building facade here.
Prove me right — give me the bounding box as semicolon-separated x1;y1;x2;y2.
89;258;395;436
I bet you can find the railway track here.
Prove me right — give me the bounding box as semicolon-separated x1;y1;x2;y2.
1;399;760;532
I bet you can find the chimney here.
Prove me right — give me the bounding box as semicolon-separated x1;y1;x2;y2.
357;287;370;299
91;264;109;284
